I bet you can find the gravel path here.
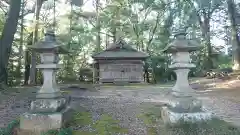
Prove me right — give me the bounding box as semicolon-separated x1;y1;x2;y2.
0;88;36;128
198;91;240;126
71;96;150;135
0;81;240;135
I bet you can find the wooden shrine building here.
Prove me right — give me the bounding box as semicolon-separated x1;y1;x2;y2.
92;39;148;84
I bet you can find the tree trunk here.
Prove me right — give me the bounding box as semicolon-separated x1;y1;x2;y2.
199;15;214;70
112;6;120;43
112;20;117;43
29;0;44;85
144;63;150;83
203;24;214;69
112;25;117;43
16;0;25;80
105;33;109;49
136;34;140;51
227;0;240;71
24;33;33;85
0;0;21;90
115;7;121;40
96;0;101;52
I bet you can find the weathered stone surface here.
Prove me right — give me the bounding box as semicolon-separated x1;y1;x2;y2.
168;96;202;113
161;106;213;125
30;98;67;113
20;107;73;132
36;67;60;99
19;29;73;134
161;31;214;125
171;69;193;93
17;128;43;135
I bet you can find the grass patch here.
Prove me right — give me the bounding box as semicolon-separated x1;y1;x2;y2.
163;119;240;135
137;103;162;135
72;131;95;135
0;119;20;135
69;110;128;135
41;128;72;135
137;103;240;135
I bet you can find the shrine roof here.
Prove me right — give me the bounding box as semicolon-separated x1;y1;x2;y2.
92;39;148;59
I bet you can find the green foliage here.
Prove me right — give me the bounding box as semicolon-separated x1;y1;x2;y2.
216;54;232;69
147;56;168;83
58;128;73;135
0;119;19;135
0;0;236;85
72;131;95;135
42;129;59;135
0;12;5;37
78;68;93;82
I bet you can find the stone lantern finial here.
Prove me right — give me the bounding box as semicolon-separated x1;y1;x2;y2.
44;29;56;41
174;30;187;40
29;28;69;54
163;29;201;53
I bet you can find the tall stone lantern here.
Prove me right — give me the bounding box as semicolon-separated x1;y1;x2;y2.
20;30;71;134
161;30;213;125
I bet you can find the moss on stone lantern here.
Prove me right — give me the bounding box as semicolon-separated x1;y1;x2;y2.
20;29;72;134
161;30;213;126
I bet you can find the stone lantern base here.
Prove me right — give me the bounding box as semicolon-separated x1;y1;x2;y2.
20;108;71;130
19;97;74;135
161;94;214;126
161;107;213;126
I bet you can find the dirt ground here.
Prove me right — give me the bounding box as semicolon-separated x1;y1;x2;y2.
0;77;239;130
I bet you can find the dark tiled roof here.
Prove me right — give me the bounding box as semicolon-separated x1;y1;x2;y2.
92;39;148;59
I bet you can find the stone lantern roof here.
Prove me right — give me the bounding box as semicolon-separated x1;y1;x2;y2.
163;32;202;53
28;29;69;54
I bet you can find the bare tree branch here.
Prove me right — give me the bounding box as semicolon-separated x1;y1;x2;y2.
0;5;7;15
146;12;161;51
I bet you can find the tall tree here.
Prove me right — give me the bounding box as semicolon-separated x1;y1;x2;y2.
184;0;224;70
0;0;21;89
16;0;25;79
96;0;101;52
29;0;46;85
24;33;33;85
227;0;240;71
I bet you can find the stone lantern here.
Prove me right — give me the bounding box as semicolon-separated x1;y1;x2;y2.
20;29;71;134
161;30;213;125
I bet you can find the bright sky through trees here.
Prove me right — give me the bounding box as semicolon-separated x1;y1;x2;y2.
23;0;227;54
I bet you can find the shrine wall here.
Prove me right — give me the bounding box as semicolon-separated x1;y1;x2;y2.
98;60;144;83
